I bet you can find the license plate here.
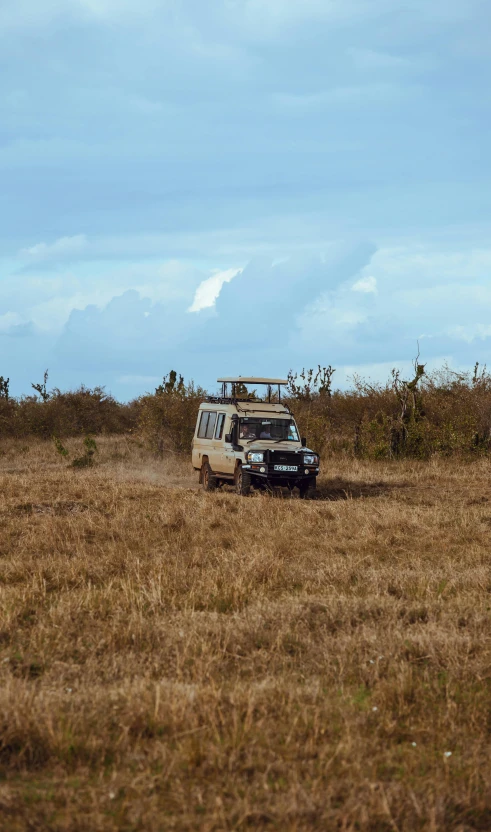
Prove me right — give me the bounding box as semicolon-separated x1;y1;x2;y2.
274;465;298;472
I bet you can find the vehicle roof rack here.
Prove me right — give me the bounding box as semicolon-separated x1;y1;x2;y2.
217;377;288;385
205;394;290;405
214;377;289;405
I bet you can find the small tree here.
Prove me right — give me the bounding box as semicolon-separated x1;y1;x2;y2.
472;361;488;387
52;434;98;467
287;365;335;401
0;376;9;400
72;435;98;468
285;366;336;453
390;350;426;455
140;371;206;455
53;435;69;458
32;369;50;402
155;370;185;396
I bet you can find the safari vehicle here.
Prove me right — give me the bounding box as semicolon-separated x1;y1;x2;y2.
192;377;320;497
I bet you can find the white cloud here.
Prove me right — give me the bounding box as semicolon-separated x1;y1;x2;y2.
77;0;164;18
134;261;204;304
296;240;491;362
0;0;61;30
189;267;242;312
1;0;479;40
0;311;25;332
232;0;396;35
21;235;88;262
25;291;118;332
352;275;377;293
347;48;413;70
223;0;482;45
0;257;206;335
0;0;163;31
274;83;402;114
445;324;491;343
352;245;491;293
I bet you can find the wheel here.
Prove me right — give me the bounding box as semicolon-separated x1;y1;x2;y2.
299;479;316;499
235;465;251;496
201;460;217;492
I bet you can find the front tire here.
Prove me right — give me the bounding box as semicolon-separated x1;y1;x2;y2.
202;460;217;492
235;466;251;496
299;479;316;499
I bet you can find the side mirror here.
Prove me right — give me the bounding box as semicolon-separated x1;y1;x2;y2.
301;437;307;447
225;433;232;443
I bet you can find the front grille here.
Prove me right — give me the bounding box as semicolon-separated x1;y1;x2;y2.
268;450;301;467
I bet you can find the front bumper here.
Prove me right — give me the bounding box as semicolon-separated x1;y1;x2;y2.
242;463;319;482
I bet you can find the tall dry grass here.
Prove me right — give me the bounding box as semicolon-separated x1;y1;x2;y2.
0;438;490;830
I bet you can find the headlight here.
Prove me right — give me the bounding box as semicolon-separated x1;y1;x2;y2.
247;451;264;463
303;454;318;465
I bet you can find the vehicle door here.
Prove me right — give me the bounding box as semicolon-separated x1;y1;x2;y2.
192;409;204;468
209;411;226;471
194;409;217;468
220;414;237;475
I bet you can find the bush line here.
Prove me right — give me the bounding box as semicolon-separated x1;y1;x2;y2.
2;362;491;459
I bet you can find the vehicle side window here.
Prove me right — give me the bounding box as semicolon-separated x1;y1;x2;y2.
215;413;225;440
197;411;210;438
205;412;217;439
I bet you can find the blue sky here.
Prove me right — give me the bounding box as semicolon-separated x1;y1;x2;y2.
1;0;490;398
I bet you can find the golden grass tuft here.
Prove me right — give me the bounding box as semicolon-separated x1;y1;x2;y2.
0;437;490;830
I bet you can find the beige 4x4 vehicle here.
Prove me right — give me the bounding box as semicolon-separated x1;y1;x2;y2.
192;377;320;497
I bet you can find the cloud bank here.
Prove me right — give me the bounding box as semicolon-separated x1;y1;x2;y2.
1;0;490;396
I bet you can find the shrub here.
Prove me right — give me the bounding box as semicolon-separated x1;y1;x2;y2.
3;360;491;459
0;387;138;440
72;436;98;468
138;372;206;455
286;361;491;460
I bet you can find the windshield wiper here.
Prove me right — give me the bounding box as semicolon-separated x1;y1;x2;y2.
245;436;295;444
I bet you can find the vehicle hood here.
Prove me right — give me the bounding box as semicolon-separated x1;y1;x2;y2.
244;441;314;453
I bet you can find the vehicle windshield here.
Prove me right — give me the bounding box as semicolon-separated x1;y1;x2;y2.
238;418;299;442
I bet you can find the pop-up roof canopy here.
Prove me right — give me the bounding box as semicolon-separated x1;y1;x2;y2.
217;377;288;385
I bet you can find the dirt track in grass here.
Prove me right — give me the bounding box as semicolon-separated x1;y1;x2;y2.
1;437;490;831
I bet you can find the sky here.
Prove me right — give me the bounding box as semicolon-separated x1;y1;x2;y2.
1;0;490;399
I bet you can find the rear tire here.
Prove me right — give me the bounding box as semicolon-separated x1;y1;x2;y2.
299;479;316;499
202;460;217;492
235;466;251;496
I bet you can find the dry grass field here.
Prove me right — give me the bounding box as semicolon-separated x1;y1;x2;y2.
0;436;490;831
